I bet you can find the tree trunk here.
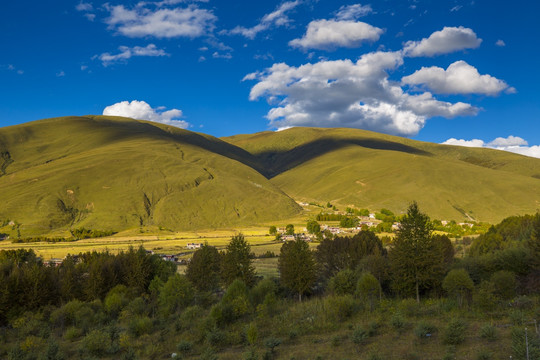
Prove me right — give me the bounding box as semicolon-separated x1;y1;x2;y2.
299;292;302;302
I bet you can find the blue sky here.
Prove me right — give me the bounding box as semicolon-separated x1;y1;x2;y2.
1;0;540;157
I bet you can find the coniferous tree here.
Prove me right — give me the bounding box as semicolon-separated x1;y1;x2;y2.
278;238;317;301
389;202;444;303
186;244;221;292
221;234;256;287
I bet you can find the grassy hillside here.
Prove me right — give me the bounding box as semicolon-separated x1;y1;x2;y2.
224;127;540;223
0;116;301;235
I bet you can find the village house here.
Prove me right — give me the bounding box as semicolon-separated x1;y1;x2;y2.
186;243;203;249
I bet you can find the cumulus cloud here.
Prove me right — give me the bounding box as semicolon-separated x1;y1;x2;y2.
402;60;511;95
442;138;485;147
403;26;482;57
496;39;506;47
103;100;189;128
488;136;528;147
289;20;383;50
335;4;373;20
442;136;540;159
245;51;478;136
105;3;216;38
226;1;301;39
96;44;168;66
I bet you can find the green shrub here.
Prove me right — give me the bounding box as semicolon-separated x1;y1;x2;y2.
352;326;369;345
250;278;277;306
490;270;516;300
476;349;493;360
128;316;153;337
414;321;437;338
398;298;420;317
355;272;381;309
176;340;193;353
325;295;357;321
391;312;406;331
206;328;226;347
480;324;497;342
63;326;83;341
509;309;525;325
104;285;130;317
443;318;467;345
367;321;379;337
81;329;110;356
244;348;259;360
328;269;357;295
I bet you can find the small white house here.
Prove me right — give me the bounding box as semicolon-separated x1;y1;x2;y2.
186;243;203;249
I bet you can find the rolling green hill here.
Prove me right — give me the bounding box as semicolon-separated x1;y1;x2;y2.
1;117;539;236
224;127;540;223
0;116;301;235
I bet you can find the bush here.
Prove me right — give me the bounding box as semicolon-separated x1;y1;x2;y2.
328;269;357;295
250;279;277;306
414;321;437;339
490;270;516;300
128;316;153;337
355;272;381;310
391;312;406;331
63;326;83;341
104;285;130;317
476;349;493;360
443;318;467;345
352;326;369;345
480;324;497;342
325;295;357;321
159;274;194;314
206;328;226;347
442;269;474;307
177;340;193;352
81;329;110;356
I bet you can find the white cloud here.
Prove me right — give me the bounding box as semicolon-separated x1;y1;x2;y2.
496;39;506;47
76;1;93;12
335;4;373;20
402;60;510;95
442;136;540;159
103;100;189;128
442;138;485;147
105;3;216;38
245;51;477;136
96;44;168;66
226;1;301;39
403;26;482;57
84;13;96;21
289;20;383;50
450;5;462;12
56;70;65;77
488;135;528;147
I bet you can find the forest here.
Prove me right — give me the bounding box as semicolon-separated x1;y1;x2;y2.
0;203;539;359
